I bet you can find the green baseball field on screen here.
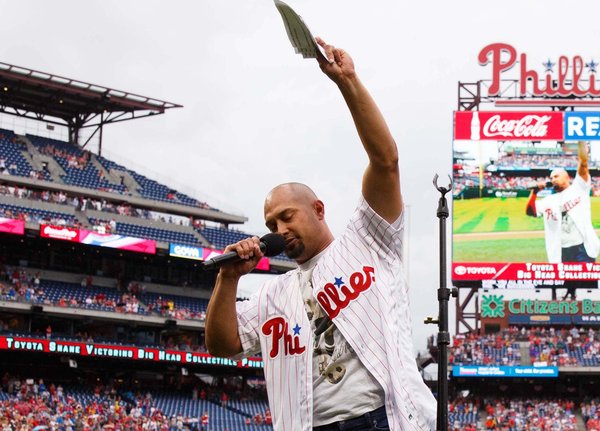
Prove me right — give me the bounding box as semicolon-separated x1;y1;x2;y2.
452;197;600;262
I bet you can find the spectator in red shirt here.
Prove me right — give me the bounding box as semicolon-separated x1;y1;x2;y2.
201;412;209;431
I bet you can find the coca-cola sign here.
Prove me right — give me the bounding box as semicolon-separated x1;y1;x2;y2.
40;224;80;242
479;43;600;98
454;111;564;141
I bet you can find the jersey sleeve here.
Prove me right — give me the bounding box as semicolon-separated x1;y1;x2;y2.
534;195;547;217
234;295;262;357
574;173;592;192
348;195;404;260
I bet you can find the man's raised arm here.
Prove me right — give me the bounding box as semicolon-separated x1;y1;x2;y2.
578;141;590;182
316;38;401;224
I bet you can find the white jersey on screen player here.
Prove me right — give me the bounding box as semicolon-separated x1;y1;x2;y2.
535;174;599;263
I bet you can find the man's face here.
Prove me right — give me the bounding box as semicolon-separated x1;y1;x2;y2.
264;187;324;264
550;169;570;192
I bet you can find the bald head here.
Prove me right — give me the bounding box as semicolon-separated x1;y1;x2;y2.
263;182;334;263
550;168;568;178
265;183;318;209
550;168;571;192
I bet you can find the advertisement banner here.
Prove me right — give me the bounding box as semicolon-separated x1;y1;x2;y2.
454;111;564;141
453;115;600;283
452;365;558;378
573;315;600;325
0;335;263;369
40;224;80;242
79;230;156;254
453;262;600;281
480;296;600;319
0;218;25;235
508;315;573;325
39;225;156;254
565;112;600;140
453;42;600;283
169;244;204;261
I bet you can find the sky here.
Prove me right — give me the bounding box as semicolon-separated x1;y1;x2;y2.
2;0;600;353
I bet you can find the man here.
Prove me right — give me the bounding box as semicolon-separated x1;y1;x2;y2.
205;38;436;431
200;412;209;431
526;141;599;263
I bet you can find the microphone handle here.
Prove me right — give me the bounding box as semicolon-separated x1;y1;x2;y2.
201;242;267;270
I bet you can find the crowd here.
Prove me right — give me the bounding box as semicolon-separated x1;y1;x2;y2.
146;297;206;322
582;400;600;431
0;266;213;325
0;182;193;228
496;153;590;170
449;396;596;430
0;267;145;316
525;327;600;367
0;375;204;430
449;327;522;366
0;157;19;177
0;205;78;229
36;144;91;170
453;174;600;197
0;372;275;431
449;327;600;368
481;398;578;431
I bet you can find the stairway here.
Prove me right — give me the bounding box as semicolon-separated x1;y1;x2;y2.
519;342;531;365
16;135;66;183
90;154;141;196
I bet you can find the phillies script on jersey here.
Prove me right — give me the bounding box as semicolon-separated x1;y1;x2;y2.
261;317;306;358
454;111;564;140
316;266;375;319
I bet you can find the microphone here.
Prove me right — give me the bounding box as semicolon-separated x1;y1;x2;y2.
201;233;286;270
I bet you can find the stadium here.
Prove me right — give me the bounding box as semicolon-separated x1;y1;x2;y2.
2;18;600;431
0;62;295;430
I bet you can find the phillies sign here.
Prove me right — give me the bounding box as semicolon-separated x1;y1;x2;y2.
479;43;600;97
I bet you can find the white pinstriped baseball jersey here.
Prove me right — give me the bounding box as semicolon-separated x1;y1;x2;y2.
236;196;437;431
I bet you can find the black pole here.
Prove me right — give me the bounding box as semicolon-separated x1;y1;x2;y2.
431;174;456;431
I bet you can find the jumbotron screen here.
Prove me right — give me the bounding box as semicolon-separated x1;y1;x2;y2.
452;110;600;284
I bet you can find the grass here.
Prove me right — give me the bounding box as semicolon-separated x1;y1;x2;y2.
452;196;600;262
453;197;600;234
453;237;547;262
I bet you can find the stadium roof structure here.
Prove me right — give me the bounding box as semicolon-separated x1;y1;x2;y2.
0;61;182;152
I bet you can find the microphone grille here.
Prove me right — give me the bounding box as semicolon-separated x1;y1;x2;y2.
260;233;286;257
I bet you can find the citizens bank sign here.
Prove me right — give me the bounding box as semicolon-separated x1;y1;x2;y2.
482;295;600;317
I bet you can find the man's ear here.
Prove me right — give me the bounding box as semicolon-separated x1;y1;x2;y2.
313;200;326;220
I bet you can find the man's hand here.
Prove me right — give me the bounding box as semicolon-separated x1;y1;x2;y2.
578;140;590;182
206;237;262;358
218;237;264;280
316;37;356;86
